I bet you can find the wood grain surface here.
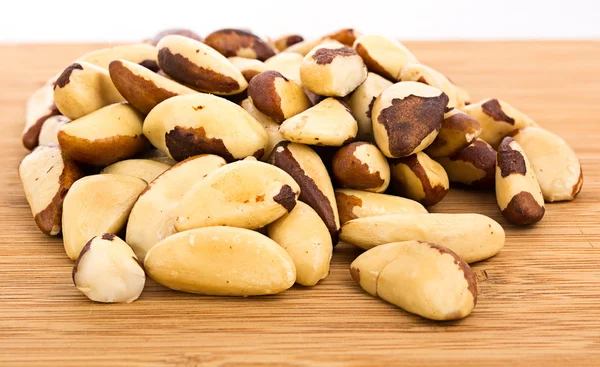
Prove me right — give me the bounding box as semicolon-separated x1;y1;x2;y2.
1;42;599;367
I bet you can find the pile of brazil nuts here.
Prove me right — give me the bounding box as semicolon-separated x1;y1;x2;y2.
19;27;583;321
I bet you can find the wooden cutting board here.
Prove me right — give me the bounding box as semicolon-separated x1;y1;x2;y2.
1;42;599;367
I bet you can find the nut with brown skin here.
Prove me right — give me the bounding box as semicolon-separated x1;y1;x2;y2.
350;240;478;320
300;41;367;97
62;174;147;260
425;109;482;158
332;142;390;193
285;29;362;56
38;115;70;146
461;98;538;148
263;52;304;85
157;35;248;95
227;57;268;82
58;103;149;166
372;81;449;158
22;79;61;150
335;189;427;225
272;34;304;51
149;28;203;46
72;234;145;303
247;70;312;123
512;127;582;202
109;59;197;114
174;160;300;232
143;94;268;162
279;98;358;146
435;139;496;189
78;43;159;71
399;62;465;109
390;151;449;206
496;137;545;225
353;34;417;81
100;159;171;184
204;28;276;61
346;72;392;142
267;142;340;244
54;62;125;120
240;98;284;160
19;144;82;236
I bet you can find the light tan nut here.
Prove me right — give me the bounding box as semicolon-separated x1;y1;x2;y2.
353;34;417;81
267;202;332;286
285;29;361;56
58;103;148;166
267;142;340;244
22;82;60;150
78;43;159;71
143;93;267;161
62;174;147;260
19;144;82;235
272;34;304;51
175;160;300;231
335;189;427;225
109;59;197;114
496;137;545;225
372;81;448;158
240;98;284;160
144;226;296;296
126;155;226;261
425;109;481;157
157;35;248;95
332;142;390;193
390;151;449;206
300;41;367;97
100;159;171;183
279;98;358;146
263;52;303;85
346;72;393;142
53;62;125;120
204;29;276;61
227;57;268;82
137;149;177;166
435;139;496;188
247;70;312;123
38;115;70;146
461;98;537;148
350;241;477;320
72;234;145;303
149;28;202;45
512;127;582;202
399;62;465;109
342;212;504;263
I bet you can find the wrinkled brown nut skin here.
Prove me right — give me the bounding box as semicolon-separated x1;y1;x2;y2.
332;142;387;191
204;29;275;61
437;139;496;188
390;154;448;206
502;191;545;225
425;110;481;157
165;126;235;162
273;34;304;51
22;105;60;150
325;28;360;47
149;28;202;45
247;71;285;122
58;132;150;166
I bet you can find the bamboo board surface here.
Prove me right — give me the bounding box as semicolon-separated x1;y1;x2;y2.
0;42;599;366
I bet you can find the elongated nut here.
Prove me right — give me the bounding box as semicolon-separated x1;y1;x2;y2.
73;234;145;303
109;59;197;114
19;144;82;235
263;52;303;85
22;82;60;150
272;34;304;51
157;35;248;95
143;93;267;161
38;115;70;146
279;98;357;146
372;82;449;158
248;71;312;123
228;57;268;82
144;227;296;296
268;202;332;286
332;142;390;193
175;160;300;231
58;103;148;166
496;137;545;225
425;109;481;157
435;139;496;188
53;62;125;120
350;241;477;320
78;43;159;71
399;62;464;108
461;98;537;148
149;28;202;45
300;41;367;97
204;28;275;61
268;142;340;244
100;159;171;183
62;174;147;260
335;189;427;225
341;213;504;263
240;98;284;159
346;72;393;142
512;127;583;202
390;151;449;206
353;34;417;81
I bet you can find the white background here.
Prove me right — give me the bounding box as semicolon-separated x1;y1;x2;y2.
1;0;599;42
